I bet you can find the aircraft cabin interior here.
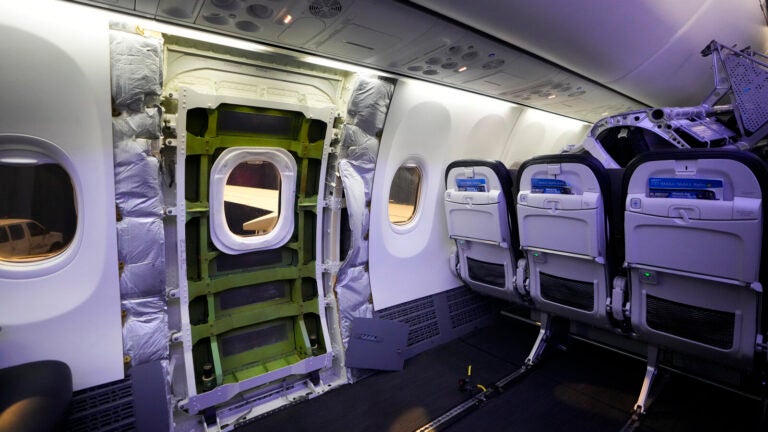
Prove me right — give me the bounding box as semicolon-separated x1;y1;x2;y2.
2;0;768;431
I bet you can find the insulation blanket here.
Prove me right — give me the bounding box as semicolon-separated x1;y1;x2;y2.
117;217;165;299
113;107;163;141
115;146;163;218
347;78;394;138
336;265;374;347
338;159;370;267
110;31;163;111
335;78;394;350
122;297;169;366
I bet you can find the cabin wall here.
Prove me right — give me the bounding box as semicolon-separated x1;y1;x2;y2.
502;108;591;167
369;79;588;309
0;1;124;391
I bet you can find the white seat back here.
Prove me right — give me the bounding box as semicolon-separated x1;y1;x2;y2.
516;154;612;328
624;150;765;366
444;160;522;302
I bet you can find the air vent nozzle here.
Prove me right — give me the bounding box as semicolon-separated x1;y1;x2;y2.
309;0;343;19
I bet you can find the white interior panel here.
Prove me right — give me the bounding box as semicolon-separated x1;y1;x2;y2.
503;108;590;167
411;0;768;108
370;80;518;309
0;0;123;390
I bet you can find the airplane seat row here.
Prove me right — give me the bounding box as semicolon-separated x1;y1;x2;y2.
623;149;768;368
445;148;768;374
444;159;526;303
515;152;618;329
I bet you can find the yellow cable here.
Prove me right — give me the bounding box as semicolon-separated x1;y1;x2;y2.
476;384;487;392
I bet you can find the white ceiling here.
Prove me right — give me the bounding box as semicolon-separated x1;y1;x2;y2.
70;0;768;122
410;0;768;108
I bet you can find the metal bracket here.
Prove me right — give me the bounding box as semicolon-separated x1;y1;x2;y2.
320;197;344;210
633;345;659;415
320;260;342;274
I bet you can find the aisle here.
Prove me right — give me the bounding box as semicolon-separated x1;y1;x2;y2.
237;314;764;432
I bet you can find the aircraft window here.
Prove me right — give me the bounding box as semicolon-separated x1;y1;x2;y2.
0;157;75;262
224;159;281;237
209;147;296;254
388;164;422;225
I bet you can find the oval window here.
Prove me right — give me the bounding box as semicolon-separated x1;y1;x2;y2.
224;159;281;237
0;156;76;262
388;164;422;225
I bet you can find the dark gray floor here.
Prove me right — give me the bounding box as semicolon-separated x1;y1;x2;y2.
238;313;765;432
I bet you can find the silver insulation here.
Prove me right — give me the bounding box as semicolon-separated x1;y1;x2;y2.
335;78;394;348
110;31;163;111
110;29;168;369
122;297;169;366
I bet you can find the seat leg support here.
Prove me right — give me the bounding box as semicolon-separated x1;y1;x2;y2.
415;314;557;432
634;345;659;415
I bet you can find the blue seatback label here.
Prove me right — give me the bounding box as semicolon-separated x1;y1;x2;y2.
648;177;722;200
531;177;571;194
456;178;487;192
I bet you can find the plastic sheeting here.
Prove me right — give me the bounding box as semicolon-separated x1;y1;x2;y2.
110;31;163;111
122;296;169;366
335;78;394;348
110;28;168;370
112;107;163;141
117;217;166;299
114;145;164;218
346;78;394;138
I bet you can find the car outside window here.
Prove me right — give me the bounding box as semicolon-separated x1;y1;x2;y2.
9;224;24;241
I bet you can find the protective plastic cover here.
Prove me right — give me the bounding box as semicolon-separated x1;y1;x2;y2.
335;78;394;348
110;30;163;111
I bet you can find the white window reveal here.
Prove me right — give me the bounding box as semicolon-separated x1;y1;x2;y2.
209;147;296;254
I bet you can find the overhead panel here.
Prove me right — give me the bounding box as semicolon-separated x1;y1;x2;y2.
69;0;646;121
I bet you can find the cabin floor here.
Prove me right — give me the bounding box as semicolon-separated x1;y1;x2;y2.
237;312;765;432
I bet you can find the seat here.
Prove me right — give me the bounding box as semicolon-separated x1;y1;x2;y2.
444;160;526;303
515;153;617;329
0;360;73;432
623;149;767;367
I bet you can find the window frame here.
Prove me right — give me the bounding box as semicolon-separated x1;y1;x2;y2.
209;147;297;255
387;161;423;229
0;135;80;274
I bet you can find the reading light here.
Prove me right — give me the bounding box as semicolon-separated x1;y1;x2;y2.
282;14;293;24
547;94;557;99
457;66;468;72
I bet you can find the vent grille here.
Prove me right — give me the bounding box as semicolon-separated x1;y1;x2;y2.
308;0;343;19
65;378;135;432
646;295;735;349
407;321;441;346
378;296;440;346
539;272;594;312
377;287;490;355
449;290;489;329
378;296;435;321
